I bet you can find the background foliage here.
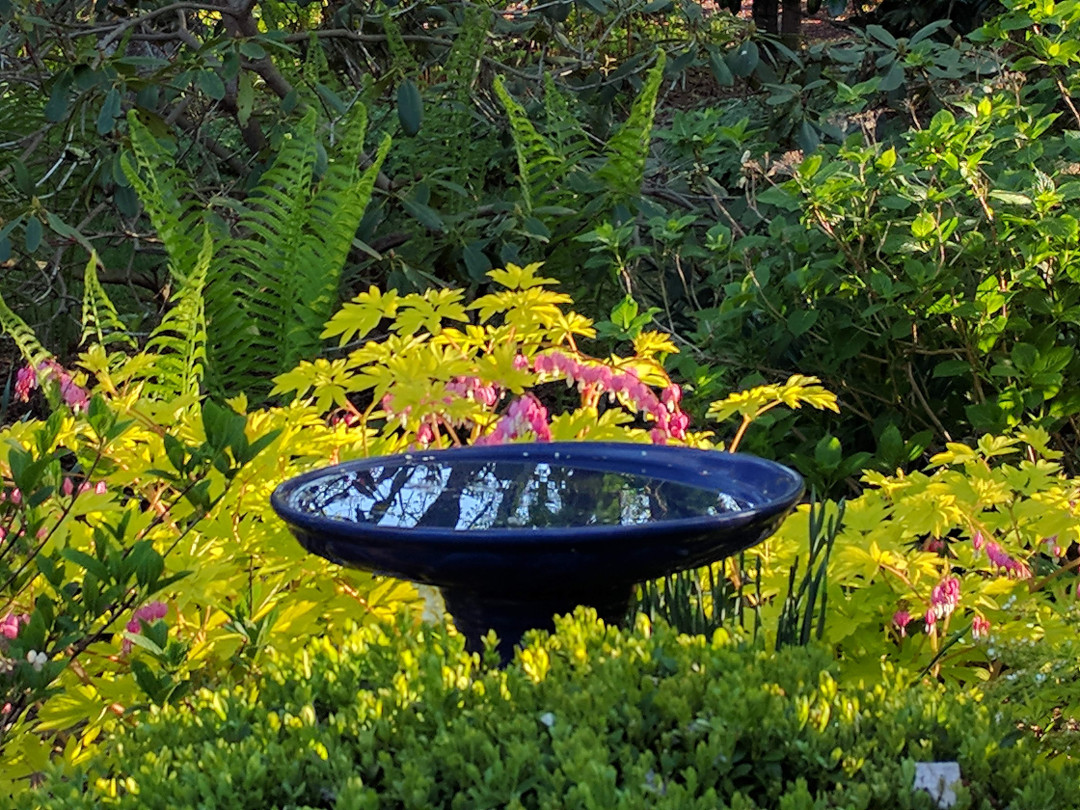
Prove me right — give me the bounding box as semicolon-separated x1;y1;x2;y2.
4;0;1080;799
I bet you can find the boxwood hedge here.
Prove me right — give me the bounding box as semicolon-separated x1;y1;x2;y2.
28;611;1078;809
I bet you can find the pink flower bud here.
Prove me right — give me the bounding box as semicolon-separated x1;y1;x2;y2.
892;609;911;638
14;366;36;402
415;422;434;446
930;576;961;619
0;613;29;640
972;615;991;639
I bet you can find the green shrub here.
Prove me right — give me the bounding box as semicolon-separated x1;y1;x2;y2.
0;256;836;793
29;611;1079;810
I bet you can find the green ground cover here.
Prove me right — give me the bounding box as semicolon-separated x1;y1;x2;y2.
3;0;1080;803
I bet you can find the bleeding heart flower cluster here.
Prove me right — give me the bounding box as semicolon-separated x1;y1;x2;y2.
0;612;28;641
928;575;961;625
445;376;500;408
475;394;552;445
893;575;991;639
972;530;1031;578
531;351;689;444
15;361;89;411
122;601;168;654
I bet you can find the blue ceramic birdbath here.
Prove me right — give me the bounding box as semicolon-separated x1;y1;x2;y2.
271;442;803;659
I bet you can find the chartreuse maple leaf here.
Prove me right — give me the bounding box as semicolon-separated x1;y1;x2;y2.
1015;425;1062;460
270;358;352;412
548;311;595;345
473;344;535;394
611;356;670;388
929;435;1021;469
393;289;469;336
487;262;559;290
707;374;839;424
436;324;492;355
346;333;430;369
704;371;835;455
549;407;642;442
632;330;678;359
470;287;573;329
321;287;401;346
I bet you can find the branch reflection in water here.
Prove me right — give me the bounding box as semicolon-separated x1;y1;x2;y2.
291;460;749;531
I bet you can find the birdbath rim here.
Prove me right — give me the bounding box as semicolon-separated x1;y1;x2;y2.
270;441;805;545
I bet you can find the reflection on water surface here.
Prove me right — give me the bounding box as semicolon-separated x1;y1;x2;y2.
289;459;749;531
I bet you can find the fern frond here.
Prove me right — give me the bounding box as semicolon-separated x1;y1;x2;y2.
205;109;320;395
206;106;387;398
301;31;330;88
382;13;419;74
287;104;389;369
289;130;392;369
122;111;206;284
494;76;564;213
542;73;592;170
594;51;666;199
0;291;51;368
143;228;211;399
442;8;490;106
81;253;137;352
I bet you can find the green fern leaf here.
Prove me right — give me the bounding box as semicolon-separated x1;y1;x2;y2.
0;291;51;369
81;253;137;352
594;51;666;199
382;13;419;74
205;109;319;395
143;228;211;399
122;111;206;284
542;73;592;170
204;104;389;398
494;76;564;213
288;110;391;368
291;136;392;355
442;8;490;106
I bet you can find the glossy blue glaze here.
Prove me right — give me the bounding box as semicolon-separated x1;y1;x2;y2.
271;442;803;656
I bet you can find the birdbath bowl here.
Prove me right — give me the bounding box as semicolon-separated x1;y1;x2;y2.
271;442;803;660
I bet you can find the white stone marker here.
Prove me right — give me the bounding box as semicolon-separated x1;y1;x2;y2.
913;762;962;808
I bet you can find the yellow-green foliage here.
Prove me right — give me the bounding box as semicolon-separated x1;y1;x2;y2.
0;387;419;792
755;427;1080;683
275;262;837;451
0;260;839;793
30;611;1080;810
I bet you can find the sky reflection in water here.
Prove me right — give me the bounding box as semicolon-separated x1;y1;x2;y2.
290;459;749;531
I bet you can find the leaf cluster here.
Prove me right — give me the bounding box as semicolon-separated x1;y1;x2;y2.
28;610;1080;809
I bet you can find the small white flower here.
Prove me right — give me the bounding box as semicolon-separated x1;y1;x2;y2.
539;712;555;728
26;650;47;672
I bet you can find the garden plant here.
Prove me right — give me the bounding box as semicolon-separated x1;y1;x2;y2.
2;0;1080;804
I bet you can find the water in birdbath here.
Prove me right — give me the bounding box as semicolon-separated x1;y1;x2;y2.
287;458;751;531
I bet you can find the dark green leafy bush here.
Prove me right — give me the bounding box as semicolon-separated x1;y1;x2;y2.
692;70;1080;462
30;611;1078;810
